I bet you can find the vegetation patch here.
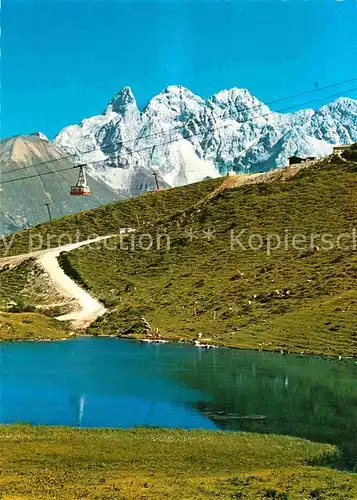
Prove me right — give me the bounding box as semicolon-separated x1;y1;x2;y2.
0;312;70;341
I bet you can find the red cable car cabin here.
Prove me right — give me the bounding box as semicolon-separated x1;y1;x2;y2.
70;165;91;196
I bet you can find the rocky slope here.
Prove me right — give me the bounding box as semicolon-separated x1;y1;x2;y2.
0;134;118;234
55;86;357;190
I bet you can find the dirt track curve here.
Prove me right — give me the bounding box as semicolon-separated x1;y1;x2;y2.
0;235;119;329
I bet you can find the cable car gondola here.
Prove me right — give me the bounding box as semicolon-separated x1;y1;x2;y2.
70;164;90;196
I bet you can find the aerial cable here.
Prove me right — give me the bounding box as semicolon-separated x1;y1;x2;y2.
0;165;80;185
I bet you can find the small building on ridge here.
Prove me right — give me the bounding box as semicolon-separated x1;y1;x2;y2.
333;144;350;156
288;155;316;166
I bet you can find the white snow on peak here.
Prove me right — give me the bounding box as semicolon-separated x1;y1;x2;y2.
144;85;204;118
326;96;357;108
105;86;138;115
208;88;270;117
210;87;255;105
164;85;203;101
54;85;357;194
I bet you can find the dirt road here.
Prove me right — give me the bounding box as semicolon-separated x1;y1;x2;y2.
0;234;126;329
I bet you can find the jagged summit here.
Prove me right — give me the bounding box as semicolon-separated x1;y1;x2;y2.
143;85;204;116
162;84;200;97
209;87;255;104
318;97;357;117
106;86;137;114
207;87;270;121
328;96;356;106
164;84;188;93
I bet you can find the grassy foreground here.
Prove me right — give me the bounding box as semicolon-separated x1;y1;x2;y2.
1;424;356;499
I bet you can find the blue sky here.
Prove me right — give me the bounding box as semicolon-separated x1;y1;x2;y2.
2;0;357;139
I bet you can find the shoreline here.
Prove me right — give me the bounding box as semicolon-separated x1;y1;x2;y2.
1;331;356;361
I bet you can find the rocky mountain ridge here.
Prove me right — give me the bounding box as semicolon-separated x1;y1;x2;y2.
54;85;357;192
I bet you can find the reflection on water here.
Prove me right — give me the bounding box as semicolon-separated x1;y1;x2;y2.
1;337;356;469
78;395;86;427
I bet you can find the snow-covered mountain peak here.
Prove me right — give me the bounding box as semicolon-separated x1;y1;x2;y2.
331;96;356;106
54;85;357;194
210;87;254;105
163;84;202;99
319;96;357;114
144;85;204;118
106;86;137;114
208;88;270;121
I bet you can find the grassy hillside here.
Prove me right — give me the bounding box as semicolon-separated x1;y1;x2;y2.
1;151;356;356
1;424;356;499
63;157;357;357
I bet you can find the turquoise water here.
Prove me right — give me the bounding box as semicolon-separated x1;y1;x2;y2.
1;337;356;469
